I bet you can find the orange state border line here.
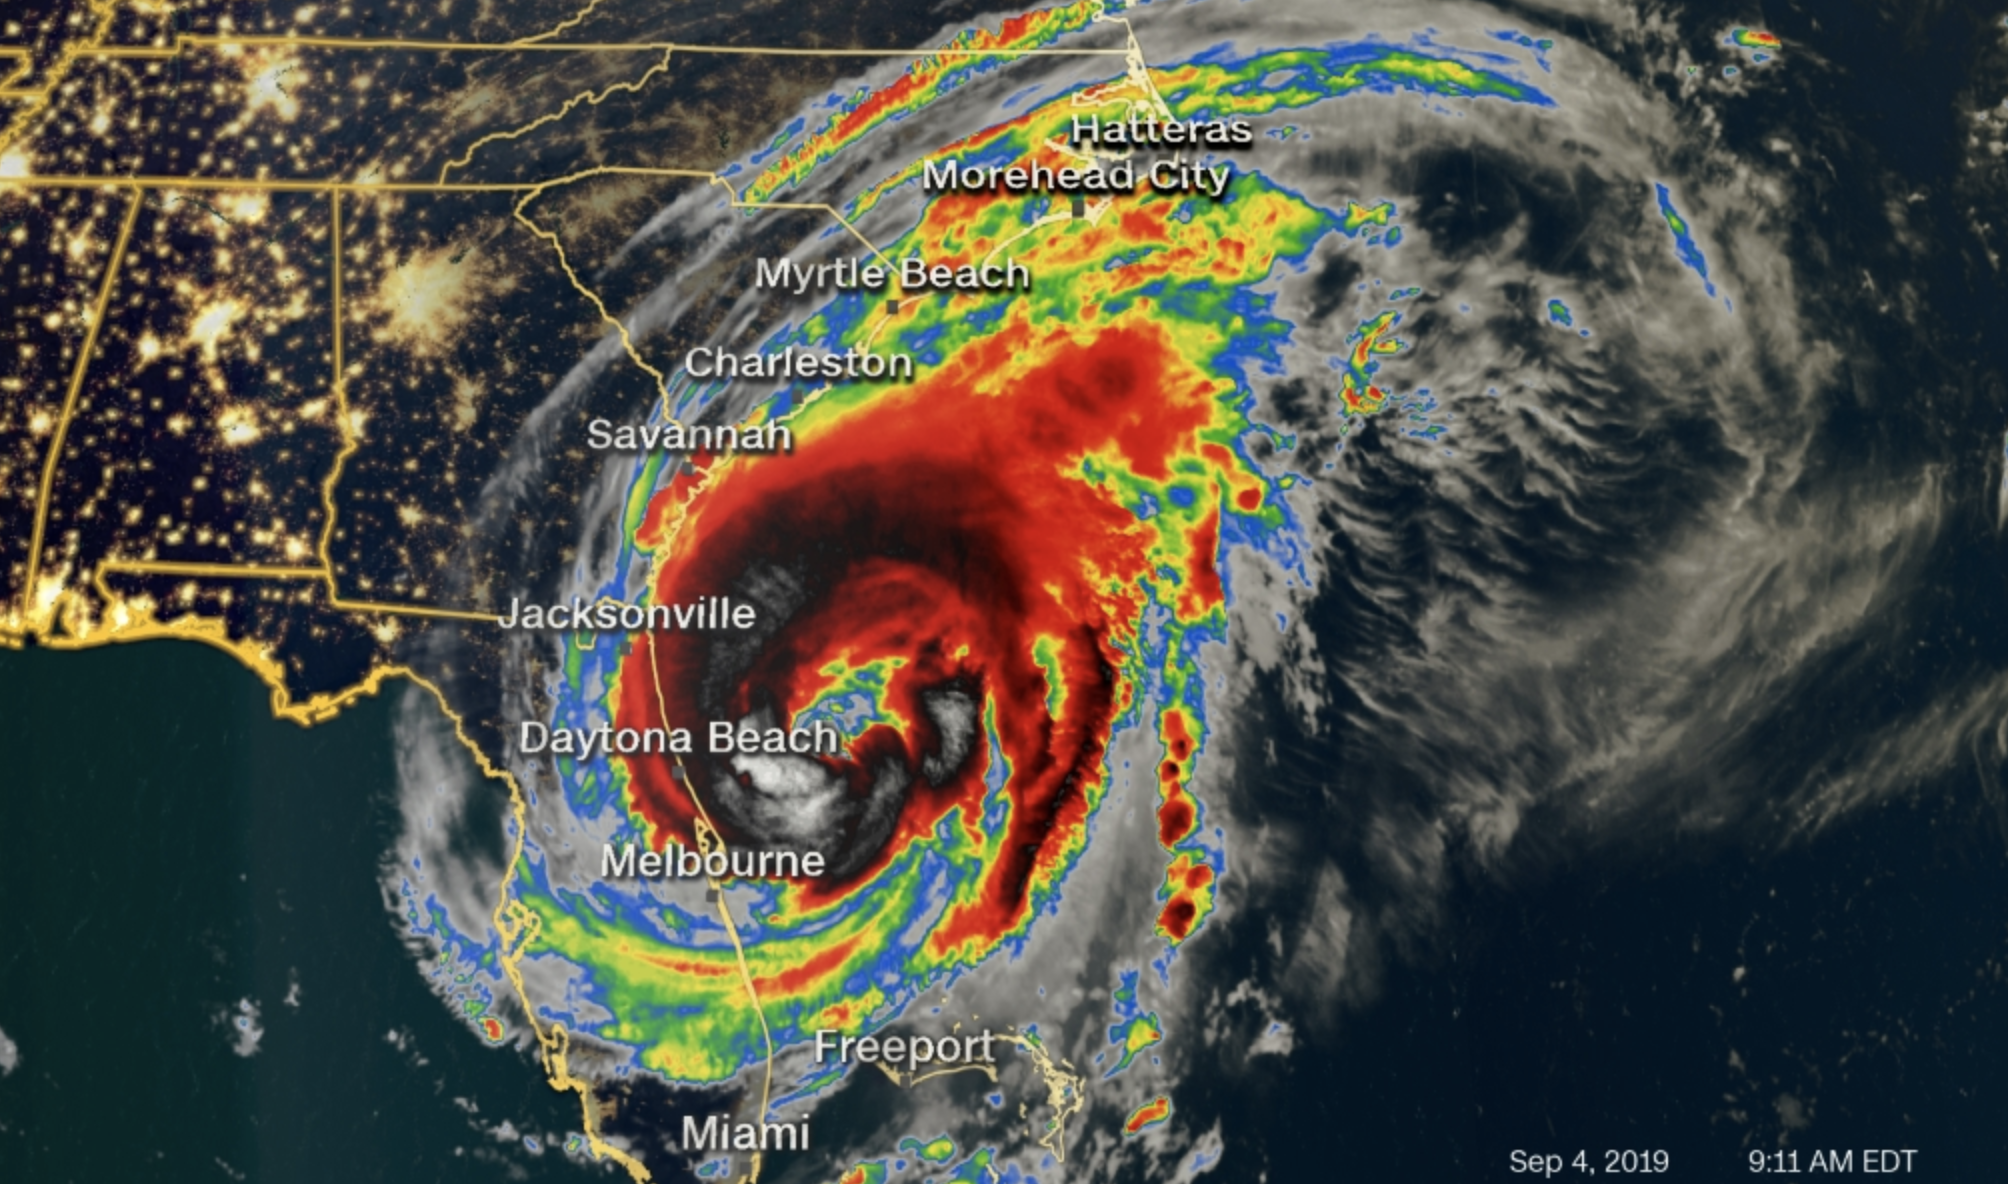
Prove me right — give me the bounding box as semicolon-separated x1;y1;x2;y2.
0;14;1149;1183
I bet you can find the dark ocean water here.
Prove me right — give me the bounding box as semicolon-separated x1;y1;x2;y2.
6;3;2006;1180
1155;0;2008;1173
0;642;597;1183
1177;779;2008;1181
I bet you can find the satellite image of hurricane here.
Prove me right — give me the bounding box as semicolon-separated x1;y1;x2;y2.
3;0;2008;1181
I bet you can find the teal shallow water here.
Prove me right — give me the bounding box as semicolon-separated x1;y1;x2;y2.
0;641;593;1182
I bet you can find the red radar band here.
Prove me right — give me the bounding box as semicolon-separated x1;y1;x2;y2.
614;321;1216;952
